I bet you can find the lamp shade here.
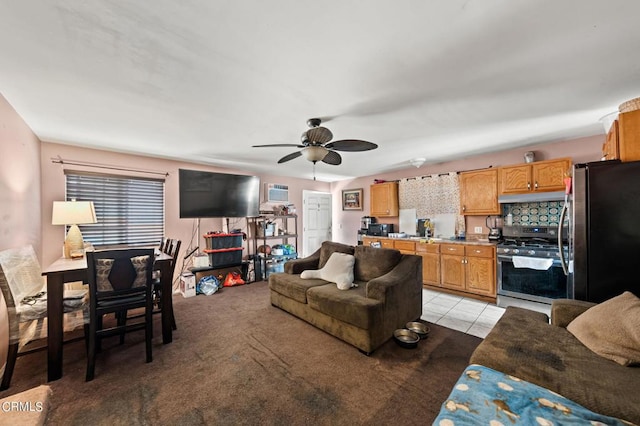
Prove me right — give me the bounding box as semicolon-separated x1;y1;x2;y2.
52;201;97;225
302;146;329;162
52;201;97;259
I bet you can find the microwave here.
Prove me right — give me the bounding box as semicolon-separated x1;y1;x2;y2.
368;223;394;236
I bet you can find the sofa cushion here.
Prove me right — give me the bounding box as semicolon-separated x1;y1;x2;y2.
269;273;327;304
353;245;402;282
471;306;640;425
319;241;355;269
301;253;355;290
567;291;640;366
307;283;383;329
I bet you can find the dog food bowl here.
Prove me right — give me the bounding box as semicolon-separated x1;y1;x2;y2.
393;328;420;349
406;321;430;339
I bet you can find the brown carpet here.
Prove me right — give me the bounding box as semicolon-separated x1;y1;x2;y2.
1;281;481;425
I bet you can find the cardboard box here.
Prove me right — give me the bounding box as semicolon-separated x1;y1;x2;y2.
179;273;196;298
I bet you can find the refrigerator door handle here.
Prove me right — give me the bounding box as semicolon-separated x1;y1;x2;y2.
558;199;569;275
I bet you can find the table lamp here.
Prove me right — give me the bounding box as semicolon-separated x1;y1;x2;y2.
52;200;97;258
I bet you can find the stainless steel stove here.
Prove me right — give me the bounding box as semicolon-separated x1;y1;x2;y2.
496;225;570;306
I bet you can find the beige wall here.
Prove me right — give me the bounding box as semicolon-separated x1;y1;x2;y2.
40;142;330;271
330;135;605;245
0;94;43;376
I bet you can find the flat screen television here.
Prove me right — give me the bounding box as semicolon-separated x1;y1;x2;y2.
179;169;260;218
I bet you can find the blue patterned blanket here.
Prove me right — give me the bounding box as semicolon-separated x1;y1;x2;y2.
434;364;630;425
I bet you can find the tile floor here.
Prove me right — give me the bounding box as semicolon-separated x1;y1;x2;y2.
420;289;506;339
421;289;553;338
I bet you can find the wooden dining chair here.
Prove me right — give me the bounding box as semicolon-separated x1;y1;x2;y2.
0;246;87;390
84;248;154;381
154;238;181;330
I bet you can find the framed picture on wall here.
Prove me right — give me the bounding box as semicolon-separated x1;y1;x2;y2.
342;188;363;210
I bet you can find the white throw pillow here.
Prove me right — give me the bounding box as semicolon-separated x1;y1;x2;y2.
300;252;356;290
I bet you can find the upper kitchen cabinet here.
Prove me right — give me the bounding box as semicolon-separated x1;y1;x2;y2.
603;109;640;162
499;158;571;195
459;168;500;215
370;182;399;217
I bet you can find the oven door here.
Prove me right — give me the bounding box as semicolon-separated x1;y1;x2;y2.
497;254;569;304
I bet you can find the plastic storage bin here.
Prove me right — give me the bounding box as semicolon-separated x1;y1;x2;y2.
204;233;243;250
204;247;243;267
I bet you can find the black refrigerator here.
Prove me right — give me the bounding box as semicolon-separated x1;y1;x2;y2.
570;160;640;303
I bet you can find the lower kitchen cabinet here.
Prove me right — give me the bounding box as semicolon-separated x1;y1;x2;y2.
465;245;496;297
361;237;496;300
440;244;496;297
440;245;466;291
393;239;417;254
362;236;394;248
416;243;440;286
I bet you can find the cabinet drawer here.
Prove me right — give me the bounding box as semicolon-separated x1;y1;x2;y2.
393;240;416;252
381;240;394;249
441;244;464;256
416;243;440;254
465;245;495;258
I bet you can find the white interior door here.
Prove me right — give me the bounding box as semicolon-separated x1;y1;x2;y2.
302;191;332;257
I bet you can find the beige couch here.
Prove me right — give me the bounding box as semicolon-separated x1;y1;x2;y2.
269;241;423;354
469;299;640;424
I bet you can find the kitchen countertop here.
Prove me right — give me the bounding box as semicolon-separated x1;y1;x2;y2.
363;235;498;246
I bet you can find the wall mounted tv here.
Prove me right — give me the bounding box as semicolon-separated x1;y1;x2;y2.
179;169;260;218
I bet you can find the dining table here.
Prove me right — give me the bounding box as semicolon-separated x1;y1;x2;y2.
41;250;174;382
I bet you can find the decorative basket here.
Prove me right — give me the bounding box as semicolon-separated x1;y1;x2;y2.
619;97;640;113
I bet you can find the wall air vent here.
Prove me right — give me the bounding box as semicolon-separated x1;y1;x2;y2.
265;183;289;203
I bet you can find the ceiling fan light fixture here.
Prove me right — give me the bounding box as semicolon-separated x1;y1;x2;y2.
302;146;329;162
410;157;426;168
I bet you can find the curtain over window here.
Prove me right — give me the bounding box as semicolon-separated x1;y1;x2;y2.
399;172;460;217
65;171;165;247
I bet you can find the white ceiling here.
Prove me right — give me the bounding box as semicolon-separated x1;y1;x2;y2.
1;1;639;182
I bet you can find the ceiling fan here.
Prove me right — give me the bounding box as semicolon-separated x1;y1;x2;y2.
252;118;378;166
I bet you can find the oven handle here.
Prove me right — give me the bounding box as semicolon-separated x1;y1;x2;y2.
558;197;569;275
497;254;562;266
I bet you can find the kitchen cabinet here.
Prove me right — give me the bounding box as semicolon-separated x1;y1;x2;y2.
603;110;640;162
416;242;440;286
440;244;496;297
393;239;416;254
499;158;571;195
362;236;393;249
465;245;496;297
602;120;620;161
459;168;500;215
440;244;466;290
370;182;399;217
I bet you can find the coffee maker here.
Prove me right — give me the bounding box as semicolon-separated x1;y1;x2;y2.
361;216;376;230
358;216;376;245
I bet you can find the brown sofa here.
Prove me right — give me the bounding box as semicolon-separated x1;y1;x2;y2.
469;299;640;424
268;241;423;354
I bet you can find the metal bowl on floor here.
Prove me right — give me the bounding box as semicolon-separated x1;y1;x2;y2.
393;328;420;349
406;321;430;339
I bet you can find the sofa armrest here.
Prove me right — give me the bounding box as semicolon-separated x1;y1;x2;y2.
551;298;596;328
366;255;422;302
284;247;321;274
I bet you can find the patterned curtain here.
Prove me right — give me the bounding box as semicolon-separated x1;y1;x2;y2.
399;172;460;217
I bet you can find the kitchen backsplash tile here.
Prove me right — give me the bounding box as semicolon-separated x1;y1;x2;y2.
502;201;566;226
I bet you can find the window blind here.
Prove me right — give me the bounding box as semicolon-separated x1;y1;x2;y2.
65;171;165;247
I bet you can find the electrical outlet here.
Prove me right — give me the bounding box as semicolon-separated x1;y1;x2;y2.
474;226;483;233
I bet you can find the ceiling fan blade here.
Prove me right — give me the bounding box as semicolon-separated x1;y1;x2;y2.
324;139;378;152
305;126;333;144
277;151;303;163
322;150;342;165
252;143;305;148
